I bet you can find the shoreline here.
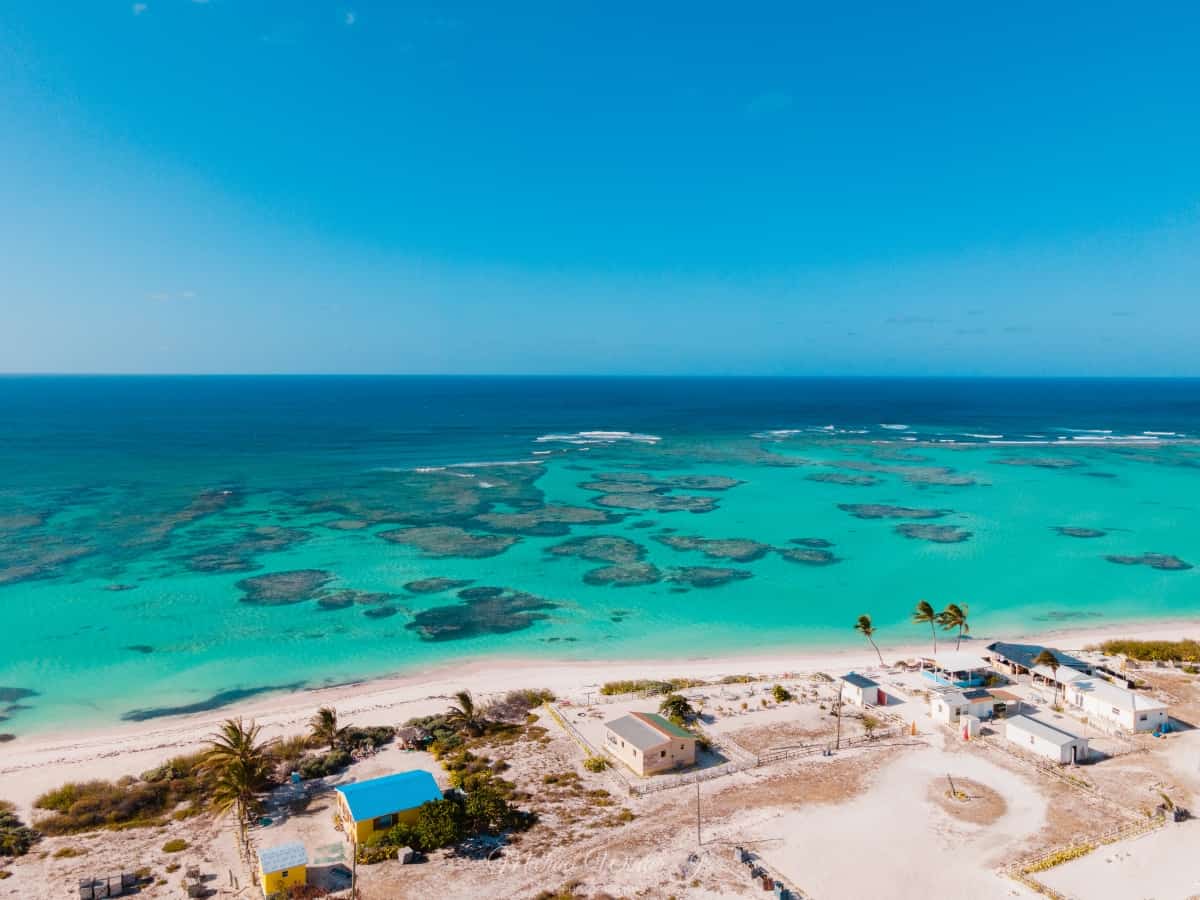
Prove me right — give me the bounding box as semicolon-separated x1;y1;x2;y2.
2;616;1197;814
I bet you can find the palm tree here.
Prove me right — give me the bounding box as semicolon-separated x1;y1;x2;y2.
1034;648;1061;705
912;600;938;655
938;603;970;650
855;614;884;666
446;689;486;736
203;718;275;853
309;706;342;750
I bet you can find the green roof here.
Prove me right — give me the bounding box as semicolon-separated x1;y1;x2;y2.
632;711;694;739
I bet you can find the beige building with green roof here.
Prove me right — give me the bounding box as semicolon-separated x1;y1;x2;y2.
603;711;697;775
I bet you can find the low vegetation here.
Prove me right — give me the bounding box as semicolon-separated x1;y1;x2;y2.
1094;638;1200;662
582;756;610;773
0;801;39;857
658;693;697;725
33;752;211;834
771;684;794;703
161;838;188;853
599;678;704;696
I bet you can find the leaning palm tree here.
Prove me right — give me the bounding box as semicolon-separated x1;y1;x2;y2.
938;603;970;650
912;600;938;655
446;689;486;736
203;718;275;854
309;706;342;750
855;614;884;666
1034;648;1061;705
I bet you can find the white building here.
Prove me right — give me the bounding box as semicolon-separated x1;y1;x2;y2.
840;672;881;706
1005;715;1089;764
1063;676;1169;733
930;688;1022;724
603;712;697;776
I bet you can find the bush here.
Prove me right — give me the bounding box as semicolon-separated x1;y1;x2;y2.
161;838;187;853
0;801;40;857
485;689;556;722
582;756;610;773
659;694;697;725
340;725;395;751
599;678;703;696
297;749;352;780
1094;639;1200;663
771;685;794;703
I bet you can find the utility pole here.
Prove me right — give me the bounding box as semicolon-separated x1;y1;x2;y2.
834;696;843;751
695;780;701;846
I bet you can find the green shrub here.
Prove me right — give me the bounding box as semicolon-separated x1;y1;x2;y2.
1094;639;1200;662
297;749;352;780
582;756;610;773
0;801;40;857
161;838;187;853
53;846;87;858
771;685;794;703
659;694;697;725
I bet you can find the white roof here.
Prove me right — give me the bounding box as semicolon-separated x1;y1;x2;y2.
1032;664;1086;684
932;651;989;672
1069;677;1167;713
258;841;307;874
1005;715;1085;747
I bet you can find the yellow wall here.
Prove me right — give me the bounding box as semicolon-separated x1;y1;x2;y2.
261;864;306;897
342;796;422;843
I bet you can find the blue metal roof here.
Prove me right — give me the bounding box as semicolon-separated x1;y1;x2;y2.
336;770;442;822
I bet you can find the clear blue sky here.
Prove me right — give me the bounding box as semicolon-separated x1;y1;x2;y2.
2;2;1198;375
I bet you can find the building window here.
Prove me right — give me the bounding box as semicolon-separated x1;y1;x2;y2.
280;870;288;877
373;814;394;830
660;750;666;757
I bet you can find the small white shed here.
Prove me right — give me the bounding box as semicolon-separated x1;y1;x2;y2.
840;672;881;706
1004;715;1089;764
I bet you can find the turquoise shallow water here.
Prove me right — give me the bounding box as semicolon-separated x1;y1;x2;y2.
1;376;1198;733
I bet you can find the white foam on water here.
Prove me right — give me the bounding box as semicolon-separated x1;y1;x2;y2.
535;431;662;445
880;423;909;430
961;433;1003;439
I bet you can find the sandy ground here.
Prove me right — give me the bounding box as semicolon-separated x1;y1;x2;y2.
1038;820;1200;899
2;618;1199;899
5;617;1196;817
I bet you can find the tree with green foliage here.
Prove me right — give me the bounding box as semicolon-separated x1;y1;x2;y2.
203;718;274;853
309;706;343;751
912;600;938;654
938;603;970;650
771;684;793;703
855;614;884;666
658;693;697;725
463;787;512;835
446;690;486;737
1034;648;1062;705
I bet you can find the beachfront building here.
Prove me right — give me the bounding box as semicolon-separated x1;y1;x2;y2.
257;842;307;897
985;642;1091;680
930;687;1022;724
1063;676;1169;733
1005;715;1089;764
839;672;881;707
335;770;442;844
922;651;992;688
603;712;697;776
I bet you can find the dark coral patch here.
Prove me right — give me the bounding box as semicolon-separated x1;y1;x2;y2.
993;457;1082;469
547;535;646;564
184;526;311;574
125;645;155;654
0;688;37;704
403;577;473;594
315;589;398;611
405;589;560;642
583;563;663;587
104;583;138;592
895;524;972;543
378;526;520;558
592;493;719;513
665;566;753;588
323;518;371;530
458;586;506;601
653;535;770;563
776;547;840;565
363;606;400;620
791;538;834;548
1105;553;1192;571
806;473;881;486
471;504;616;537
838;504;950;520
1054;527;1107;538
237;569;334;605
